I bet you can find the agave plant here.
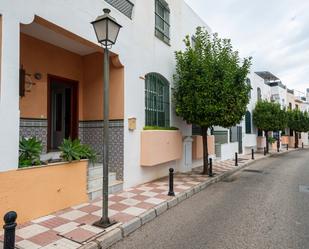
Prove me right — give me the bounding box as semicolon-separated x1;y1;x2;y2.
59;138;97;164
19;137;43;168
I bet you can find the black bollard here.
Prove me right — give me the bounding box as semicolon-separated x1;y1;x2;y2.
235;152;238;166
209;158;213;177
302;142;304;149
3;211;17;249
277;140;280;152
264;147;266;156
168;168;175;196
251;149;254;160
287;144;289;151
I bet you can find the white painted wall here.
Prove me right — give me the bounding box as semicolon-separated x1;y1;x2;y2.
0;0;211;187
221;142;238;161
241;72;271;153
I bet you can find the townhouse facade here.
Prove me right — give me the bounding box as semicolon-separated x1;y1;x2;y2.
0;0;214;220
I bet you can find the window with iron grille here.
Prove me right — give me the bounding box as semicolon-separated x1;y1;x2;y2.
245;111;252;134
257;87;262;101
155;0;170;45
145;73;170;127
104;0;134;19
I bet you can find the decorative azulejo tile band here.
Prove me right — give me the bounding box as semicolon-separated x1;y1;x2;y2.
20;118;48;153
79;120;124;181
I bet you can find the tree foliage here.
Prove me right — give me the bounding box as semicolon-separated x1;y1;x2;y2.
174;27;252;128
253;100;287;132
173;27;251;174
287;109;309;133
252;100;287;153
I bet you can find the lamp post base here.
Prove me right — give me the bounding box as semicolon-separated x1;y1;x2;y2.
93;218;117;229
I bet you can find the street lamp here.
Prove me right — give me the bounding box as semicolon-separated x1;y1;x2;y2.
92;8;122;229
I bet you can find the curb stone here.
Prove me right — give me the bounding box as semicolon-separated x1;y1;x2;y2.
140;209;156;225
97;228;122;249
185;188;194;198
81;148;306;249
167;197;178;208
154;202;168;216
79;241;99;249
177;192;187;203
121;217;142;237
193;185;201;194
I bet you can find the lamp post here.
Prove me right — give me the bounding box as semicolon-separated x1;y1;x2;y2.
92;8;122;228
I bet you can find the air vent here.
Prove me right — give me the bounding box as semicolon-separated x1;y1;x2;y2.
104;0;134;19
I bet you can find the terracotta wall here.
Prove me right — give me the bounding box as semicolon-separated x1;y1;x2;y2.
257;136;266;149
0;161;88;226
140;131;182;166
82;53;124;120
19;33;124;120
19;33;84;119
281;136;289;145
192;135;215;160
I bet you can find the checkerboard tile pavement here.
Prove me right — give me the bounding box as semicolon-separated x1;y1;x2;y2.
0;154;263;249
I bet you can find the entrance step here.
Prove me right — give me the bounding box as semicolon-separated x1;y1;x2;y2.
88;164;123;200
87;180;123;200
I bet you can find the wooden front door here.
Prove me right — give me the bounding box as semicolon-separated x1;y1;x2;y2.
48;76;78;151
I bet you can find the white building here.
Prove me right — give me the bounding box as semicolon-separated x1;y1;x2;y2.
0;0;211;192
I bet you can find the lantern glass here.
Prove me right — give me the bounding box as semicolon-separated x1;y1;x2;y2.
92;9;122;47
107;20;121;45
92;19;107;44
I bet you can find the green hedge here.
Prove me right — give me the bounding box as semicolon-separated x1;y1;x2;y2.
143;126;179;131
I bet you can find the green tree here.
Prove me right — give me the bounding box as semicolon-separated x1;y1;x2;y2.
253;100;287;153
287;109;309;148
173;27;251;174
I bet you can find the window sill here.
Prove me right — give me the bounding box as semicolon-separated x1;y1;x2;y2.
155;33;171;46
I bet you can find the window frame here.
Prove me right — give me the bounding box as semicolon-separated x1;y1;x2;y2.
257;87;262;101
245;111;252;134
155;0;170;45
145;73;170;128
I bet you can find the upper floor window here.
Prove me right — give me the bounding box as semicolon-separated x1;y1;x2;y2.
289;102;292;110
155;0;170;45
145;73;170;127
104;0;134;19
257;87;262;101
245;111;252;134
246;78;251;98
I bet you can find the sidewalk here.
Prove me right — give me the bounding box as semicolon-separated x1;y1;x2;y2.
0;149;297;249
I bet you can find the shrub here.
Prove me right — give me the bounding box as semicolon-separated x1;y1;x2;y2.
143;126;179;131
19;137;43;168
268;137;277;144
59;138;97;164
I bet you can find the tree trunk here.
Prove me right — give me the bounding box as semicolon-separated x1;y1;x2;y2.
201;126;209;175
277;131;280;151
265;131;269;153
295;132;299;148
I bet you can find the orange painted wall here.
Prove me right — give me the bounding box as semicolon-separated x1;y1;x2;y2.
19;33;124;120
19;33;84;119
192;135;215;160
281;136;289;145
257;136;266;149
141;131;183;166
289;136;295;148
0;161;88;226
82;53;124;120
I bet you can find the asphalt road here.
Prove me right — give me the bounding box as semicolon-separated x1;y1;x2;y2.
111;150;309;249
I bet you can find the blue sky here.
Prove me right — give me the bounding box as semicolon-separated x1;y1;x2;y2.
184;0;309;93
